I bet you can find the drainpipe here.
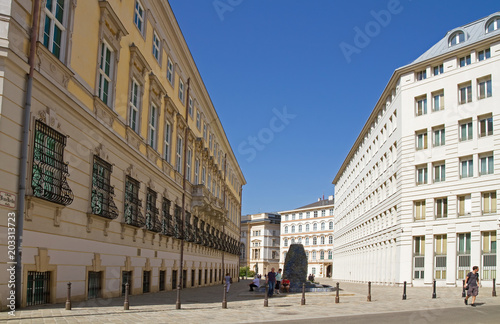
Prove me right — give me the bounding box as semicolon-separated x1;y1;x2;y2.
178;77;190;304
222;153;226;280
15;0;41;308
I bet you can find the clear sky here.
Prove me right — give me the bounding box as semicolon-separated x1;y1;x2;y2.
168;0;499;215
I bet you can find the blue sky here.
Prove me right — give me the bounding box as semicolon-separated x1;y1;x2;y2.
168;0;500;215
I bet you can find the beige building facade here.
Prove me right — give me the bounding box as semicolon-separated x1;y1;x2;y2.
240;213;281;276
279;197;335;278
0;0;245;310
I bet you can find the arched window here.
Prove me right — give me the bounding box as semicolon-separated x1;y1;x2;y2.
291;238;295;244
321;236;325;245
291;225;295;233
298;224;303;232
320;251;325;260
313;237;317;245
298;237;302;244
284;226;288;234
305;251;309;260
449;31;465;46
306;224;310;232
329;235;333;244
305;237;310;245
284;238;288;247
313;223;318;231
321;222;325;230
283;252;287;260
328;250;333;259
329;221;334;230
486;16;500;33
312;251;317;260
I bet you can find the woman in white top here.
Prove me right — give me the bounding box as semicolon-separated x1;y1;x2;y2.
224;272;231;293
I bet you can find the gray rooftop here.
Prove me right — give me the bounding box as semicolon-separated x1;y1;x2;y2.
412;12;500;65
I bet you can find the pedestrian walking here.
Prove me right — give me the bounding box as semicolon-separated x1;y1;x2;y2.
464;266;480;307
224;272;232;293
266;267;276;297
275;268;282;294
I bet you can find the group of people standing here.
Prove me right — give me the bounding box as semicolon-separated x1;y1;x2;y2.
265;268;290;297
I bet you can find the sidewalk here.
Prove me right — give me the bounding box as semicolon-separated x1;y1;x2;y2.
3;278;499;323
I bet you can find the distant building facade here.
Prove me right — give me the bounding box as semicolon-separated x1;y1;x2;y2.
333;13;499;287
240;213;281;276
280;196;334;278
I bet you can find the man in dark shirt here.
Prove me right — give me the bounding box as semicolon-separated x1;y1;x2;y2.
266;268;276;297
464;266;480;306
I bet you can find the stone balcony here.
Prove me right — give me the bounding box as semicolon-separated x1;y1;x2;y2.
191;184;226;222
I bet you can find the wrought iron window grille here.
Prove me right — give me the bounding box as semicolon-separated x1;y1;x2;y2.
91;156;118;219
124;177;145;227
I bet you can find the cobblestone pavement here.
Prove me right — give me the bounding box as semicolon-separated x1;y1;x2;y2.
3;278;499;323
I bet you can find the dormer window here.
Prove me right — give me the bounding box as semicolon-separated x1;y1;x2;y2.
486;16;500;33
449;31;465;46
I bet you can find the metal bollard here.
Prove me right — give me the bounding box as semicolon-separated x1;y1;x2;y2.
432;280;436;299
367;281;371;302
65;282;72;310
462;279;466;298
264;283;269;307
222;283;227;309
124;282;130;310
402;281;407;300
301;283;306;305
176;284;181;309
493;278;497;297
335;282;340;304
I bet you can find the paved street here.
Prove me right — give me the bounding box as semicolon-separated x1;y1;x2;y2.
2;278;499;323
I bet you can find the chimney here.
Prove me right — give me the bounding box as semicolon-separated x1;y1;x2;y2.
317;198;321;202
328;195;334;201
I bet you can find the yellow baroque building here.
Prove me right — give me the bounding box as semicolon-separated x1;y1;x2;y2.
0;0;245;309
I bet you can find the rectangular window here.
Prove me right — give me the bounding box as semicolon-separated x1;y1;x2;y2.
416;165;428;185
479;153;494;175
434;163;445;182
167;58;174;85
435;198;447;218
460;157;473;178
124;176;143;227
459;55;471;67
482;231;497;280
434;234;447;280
415;130;428;150
321;210;326;217
482;191;497;214
194;159;199;185
186;148;192;182
188;97;194;118
415;96;427;116
91;156;117;219
414;200;426;220
478;77;492;99
32;120;73;206
148;104;158;149
134;0;144;34
477;48;491;61
433;127;445;146
202;166;206;185
433;64;443;76
152;31;160;62
178;79;184;103
459;83;472;104
164;122;171;162
314;211;318;217
413;236;425;279
479;116;493;137
43;0;66;59
416;70;427;81
196;110;201;130
176;136;183;173
98;41;113;106
432;91;444;111
129;79;140;132
458;194;472;216
459;121;473;141
457;233;471;279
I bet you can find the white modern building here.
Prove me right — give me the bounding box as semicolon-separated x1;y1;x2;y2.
240;213;281;276
280;196;334;278
332;13;499;287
